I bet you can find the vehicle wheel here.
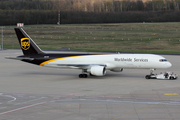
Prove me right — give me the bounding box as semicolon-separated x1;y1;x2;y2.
145;75;150;79
169;77;174;80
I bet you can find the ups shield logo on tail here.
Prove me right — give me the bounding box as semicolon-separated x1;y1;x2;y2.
21;38;30;50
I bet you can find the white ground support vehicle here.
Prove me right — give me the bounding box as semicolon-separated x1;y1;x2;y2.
156;72;178;80
145;72;178;80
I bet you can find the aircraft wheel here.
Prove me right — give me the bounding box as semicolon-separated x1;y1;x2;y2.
79;74;82;78
79;74;88;78
83;74;88;78
145;75;150;79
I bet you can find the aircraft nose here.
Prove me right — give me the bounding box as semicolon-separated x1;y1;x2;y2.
166;62;172;68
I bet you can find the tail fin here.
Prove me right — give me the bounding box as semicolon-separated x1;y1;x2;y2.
14;28;44;56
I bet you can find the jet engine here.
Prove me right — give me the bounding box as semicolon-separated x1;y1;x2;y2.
88;66;106;76
110;68;124;72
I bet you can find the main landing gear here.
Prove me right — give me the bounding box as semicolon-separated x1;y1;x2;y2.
79;74;88;78
145;69;156;79
79;69;88;78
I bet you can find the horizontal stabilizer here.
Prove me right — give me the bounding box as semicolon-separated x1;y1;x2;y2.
5;56;34;60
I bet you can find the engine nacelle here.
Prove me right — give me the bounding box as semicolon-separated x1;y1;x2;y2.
88;66;106;76
110;68;124;72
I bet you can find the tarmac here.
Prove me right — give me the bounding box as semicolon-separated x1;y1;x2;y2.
0;49;180;120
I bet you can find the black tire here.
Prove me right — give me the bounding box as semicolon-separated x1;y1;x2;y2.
79;74;83;78
79;74;88;78
83;74;88;78
169;77;174;80
145;75;150;79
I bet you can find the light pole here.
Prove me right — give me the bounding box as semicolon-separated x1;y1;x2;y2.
57;10;60;25
1;27;4;50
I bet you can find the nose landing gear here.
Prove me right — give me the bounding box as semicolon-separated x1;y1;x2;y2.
145;69;156;79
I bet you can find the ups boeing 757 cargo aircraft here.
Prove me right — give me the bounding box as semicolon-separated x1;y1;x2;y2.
6;28;172;78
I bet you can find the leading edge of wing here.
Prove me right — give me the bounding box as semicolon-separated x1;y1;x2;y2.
43;63;106;69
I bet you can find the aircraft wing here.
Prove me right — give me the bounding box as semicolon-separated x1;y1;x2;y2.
47;63;106;69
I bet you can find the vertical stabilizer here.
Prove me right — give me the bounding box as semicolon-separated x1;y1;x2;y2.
14;28;44;56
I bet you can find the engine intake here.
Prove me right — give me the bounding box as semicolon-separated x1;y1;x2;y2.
88;66;106;76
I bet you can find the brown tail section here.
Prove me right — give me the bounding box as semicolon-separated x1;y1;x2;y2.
14;28;44;56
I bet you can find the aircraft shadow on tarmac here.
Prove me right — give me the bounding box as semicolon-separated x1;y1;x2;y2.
19;70;144;80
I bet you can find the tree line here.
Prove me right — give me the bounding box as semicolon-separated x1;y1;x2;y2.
0;0;180;25
1;0;180;11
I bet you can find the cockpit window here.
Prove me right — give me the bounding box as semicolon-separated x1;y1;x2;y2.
159;59;168;62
